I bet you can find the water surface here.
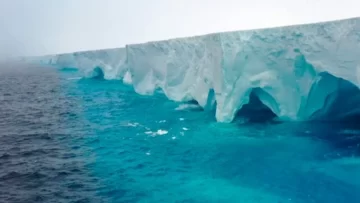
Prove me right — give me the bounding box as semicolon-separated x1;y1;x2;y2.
0;65;359;202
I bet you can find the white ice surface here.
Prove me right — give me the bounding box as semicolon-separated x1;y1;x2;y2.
23;17;360;122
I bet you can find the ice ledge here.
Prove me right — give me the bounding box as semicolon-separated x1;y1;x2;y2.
21;17;360;123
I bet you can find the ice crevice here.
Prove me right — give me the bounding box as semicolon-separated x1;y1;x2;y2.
23;17;360;123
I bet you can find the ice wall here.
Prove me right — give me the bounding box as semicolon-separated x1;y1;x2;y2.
25;17;360;122
23;48;127;80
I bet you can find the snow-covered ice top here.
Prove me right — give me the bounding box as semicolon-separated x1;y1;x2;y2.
23;17;360;122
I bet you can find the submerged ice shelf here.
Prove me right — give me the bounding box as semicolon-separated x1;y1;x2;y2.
24;18;360;123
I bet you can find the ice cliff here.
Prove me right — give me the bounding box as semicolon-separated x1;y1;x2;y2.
24;17;360;122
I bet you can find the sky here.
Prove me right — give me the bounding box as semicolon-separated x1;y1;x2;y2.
0;0;359;57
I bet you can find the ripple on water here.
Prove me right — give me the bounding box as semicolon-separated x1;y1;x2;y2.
2;64;360;203
0;65;102;203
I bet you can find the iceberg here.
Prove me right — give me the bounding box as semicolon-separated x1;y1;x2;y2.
23;48;128;80
23;17;360;122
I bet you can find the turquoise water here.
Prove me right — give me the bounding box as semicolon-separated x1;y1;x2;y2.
1;66;359;202
62;68;360;203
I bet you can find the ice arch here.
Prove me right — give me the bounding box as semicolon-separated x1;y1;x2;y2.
22;17;360;123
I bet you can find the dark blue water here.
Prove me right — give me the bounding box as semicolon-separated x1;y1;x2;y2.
0;64;359;203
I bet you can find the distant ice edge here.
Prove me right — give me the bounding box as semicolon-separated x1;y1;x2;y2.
23;17;360;123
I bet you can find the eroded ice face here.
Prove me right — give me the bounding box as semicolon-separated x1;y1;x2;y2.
23;17;360;123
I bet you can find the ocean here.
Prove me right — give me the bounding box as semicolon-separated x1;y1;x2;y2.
0;64;359;203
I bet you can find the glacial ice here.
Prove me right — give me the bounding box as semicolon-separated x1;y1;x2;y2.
24;48;128;80
23;17;360;122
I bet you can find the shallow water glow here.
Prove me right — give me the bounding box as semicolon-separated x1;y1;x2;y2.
0;66;359;202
